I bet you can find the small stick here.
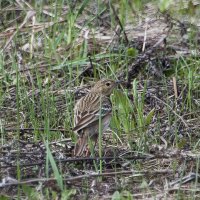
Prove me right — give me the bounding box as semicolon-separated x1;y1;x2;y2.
3;127;67;133
110;4;129;45
0;169;179;187
88;55;94;69
1;10;36;52
142;18;148;52
152;94;188;128
172;76;178;98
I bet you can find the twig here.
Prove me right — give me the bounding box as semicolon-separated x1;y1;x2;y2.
105;25;121;51
151;94;188;128
142;18;148;52
0;169;178;187
1;153;177;169
3;127;67;133
1;10;36;52
0;155;150;168
117;35;168;82
172;76;178;98
88;55;94;69
110;3;129;45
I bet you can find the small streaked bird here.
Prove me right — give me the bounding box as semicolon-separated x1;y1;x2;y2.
73;79;119;156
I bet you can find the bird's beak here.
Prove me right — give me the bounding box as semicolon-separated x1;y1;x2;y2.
115;80;122;85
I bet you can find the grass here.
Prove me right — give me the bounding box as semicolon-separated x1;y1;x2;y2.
0;0;200;199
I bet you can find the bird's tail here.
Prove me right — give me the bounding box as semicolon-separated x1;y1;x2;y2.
74;134;88;157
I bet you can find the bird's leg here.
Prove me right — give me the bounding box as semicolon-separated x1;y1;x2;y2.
85;135;90;157
85;136;96;157
90;137;98;156
94;137;98;151
85;147;90;156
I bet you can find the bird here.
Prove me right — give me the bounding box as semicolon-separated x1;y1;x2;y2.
73;78;119;156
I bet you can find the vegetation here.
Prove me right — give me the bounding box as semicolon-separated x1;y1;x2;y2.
0;0;200;199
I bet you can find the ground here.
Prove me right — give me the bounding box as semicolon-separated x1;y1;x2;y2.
0;0;200;199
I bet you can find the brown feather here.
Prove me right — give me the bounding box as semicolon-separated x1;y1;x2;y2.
73;79;118;157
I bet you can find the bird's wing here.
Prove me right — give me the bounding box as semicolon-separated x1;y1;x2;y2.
73;94;112;133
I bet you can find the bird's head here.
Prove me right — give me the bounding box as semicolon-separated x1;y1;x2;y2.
90;79;120;96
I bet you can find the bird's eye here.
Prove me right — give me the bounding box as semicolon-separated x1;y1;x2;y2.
106;82;111;87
